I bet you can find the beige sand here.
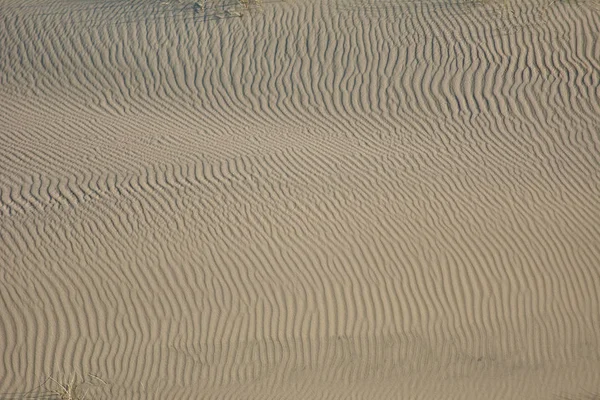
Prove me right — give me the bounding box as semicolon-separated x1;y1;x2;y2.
1;0;599;398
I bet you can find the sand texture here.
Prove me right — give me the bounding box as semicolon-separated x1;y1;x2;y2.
1;0;600;398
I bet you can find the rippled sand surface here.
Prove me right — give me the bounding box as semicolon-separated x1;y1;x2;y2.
1;0;599;398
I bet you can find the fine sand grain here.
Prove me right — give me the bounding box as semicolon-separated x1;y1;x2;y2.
1;0;599;398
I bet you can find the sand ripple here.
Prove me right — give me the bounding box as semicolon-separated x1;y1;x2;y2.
1;0;599;398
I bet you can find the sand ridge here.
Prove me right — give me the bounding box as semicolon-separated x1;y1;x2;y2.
1;0;599;398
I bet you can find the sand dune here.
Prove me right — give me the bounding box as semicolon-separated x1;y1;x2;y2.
1;0;599;398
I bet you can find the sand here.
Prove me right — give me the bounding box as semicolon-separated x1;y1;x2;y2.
1;0;599;398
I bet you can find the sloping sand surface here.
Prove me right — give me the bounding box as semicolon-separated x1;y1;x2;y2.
1;0;599;398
